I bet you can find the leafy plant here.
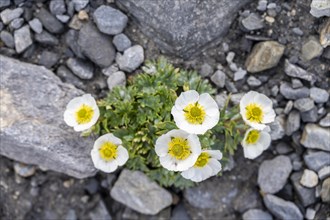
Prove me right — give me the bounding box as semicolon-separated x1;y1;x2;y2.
89;58;246;189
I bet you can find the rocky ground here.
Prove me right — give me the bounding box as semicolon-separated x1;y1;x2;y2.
0;0;329;219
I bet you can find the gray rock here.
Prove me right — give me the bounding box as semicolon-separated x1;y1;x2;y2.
102;64;119;77
320;19;330;47
320;113;330;127
301;124;330;151
215;93;228;110
242;209;273;220
247;76;262;87
234;68;247;81
0;55;97;178
116;45;144;72
56;15;70;23
310;0;330;17
257;0;267;11
0;31;15;48
285;110;300;136
271;85;279;97
258;155;292;194
292;27;304;36
35;31;59;46
0;8;24;25
318;166;330;180
245;41;285;73
78;22;116;68
280;82;310;100
107;71;126;90
300;169;319;188
49;0;66;15
230;93;244;105
14;162;36;177
290;172;316;207
39;51;59;68
225;80;238;93
275;142;293;154
304;150;330;172
294;98;315;112
56;65;85;90
9;18;24;30
66;58;94;80
110;169;172;215
320;178;330;202
283;100;293;114
14;25;33;54
269;115;286;140
65;29;85;59
263;194;303;220
116;0;253;58
72;0;89;11
211;70;226;88
89;200;112;220
301;37;324;61
93;6;128;35
35;8;64;34
113;33;132;52
291;79;303;89
28;18;43;34
0;0;11;8
199;63;213;77
301;107;318;123
310;87;329;103
242;13;264;31
171;203;190;220
305;208;316;220
226;51;235;63
284;60;316;83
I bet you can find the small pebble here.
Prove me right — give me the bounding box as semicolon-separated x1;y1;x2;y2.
305;208;316;220
234;68;247;81
78;10;89;20
247;76;262;87
318;166;330;180
292;27;303;36
283;100;293;114
265;16;275;23
14;162;36;177
29;18;43;34
300;169;319;188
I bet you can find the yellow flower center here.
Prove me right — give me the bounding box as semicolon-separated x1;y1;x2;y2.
245;103;263;123
99;142;118;161
194;152;210;167
168;137;191;160
184;103;206;124
246;130;260;144
75;104;94;124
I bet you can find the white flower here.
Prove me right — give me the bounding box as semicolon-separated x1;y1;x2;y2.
241;128;271;159
181;150;222;182
240;91;275;130
91;133;129;173
64;94;100;132
171;90;220;134
155;129;201;171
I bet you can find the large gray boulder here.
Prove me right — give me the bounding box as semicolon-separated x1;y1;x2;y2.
0;55;97;178
116;0;253;58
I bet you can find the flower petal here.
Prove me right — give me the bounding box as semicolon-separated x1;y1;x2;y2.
155;134;171;157
116;145;129;166
175;90;199;110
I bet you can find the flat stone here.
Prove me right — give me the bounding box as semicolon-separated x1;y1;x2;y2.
0;31;15;48
301;37;324;61
304;151;330;172
234;68;247;81
242;13;264;31
14;25;33;54
269;115;286;140
258;155;292;194
320;113;330;127
35;8;64;34
263;194;303;220
39;51;59;68
294;98;315;112
112;33;131;52
72;0;89;11
320;19;330;47
280;82;310;100
102;64;119;77
34;31;59;46
116;45;144;72
310;87;329;103
0;55;96;178
9;18;24;30
116;0;253;58
242;209;273;220
284;60;316;83
321;178;330;202
110;169;172;215
0;8;24;25
66;58;94;80
245;41;285;73
56;15;70;23
291;79;304;89
300;124;330;151
107;71;126;90
285;110;300;136
310;0;330;18
64;29;85;59
93;6;128;35
247;76;262;87
78;22;116;68
300;107;318;123
283;100;293;114
49;0;66;15
290;172;316;207
318;166;330;180
28;18;43;34
300;169;319;188
211;70;226;88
